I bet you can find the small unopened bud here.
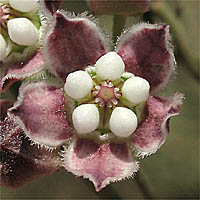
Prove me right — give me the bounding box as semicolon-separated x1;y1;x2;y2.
109;107;137;137
72;104;99;134
64;71;93;99
0;34;7;61
95;52;125;81
7;18;39;46
9;0;38;12
122;76;150;105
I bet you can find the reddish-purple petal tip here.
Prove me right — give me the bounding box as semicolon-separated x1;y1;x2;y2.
8;81;73;148
1;99;60;189
0;100;22;152
117;23;175;92
132;93;184;157
1;138;61;189
43;11;110;82
62;138;138;192
0;52;44;93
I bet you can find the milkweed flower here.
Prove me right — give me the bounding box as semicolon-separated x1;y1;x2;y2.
0;0;63;92
0;0;40;60
0;1;184;192
0;0;42;92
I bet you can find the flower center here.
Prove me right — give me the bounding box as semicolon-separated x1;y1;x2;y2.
99;86;113;101
93;81;121;108
64;52;150;142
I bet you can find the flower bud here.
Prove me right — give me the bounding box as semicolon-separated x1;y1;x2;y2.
109;107;137;137
7;18;39;46
9;0;38;12
72;104;99;134
87;0;150;16
64;71;93;99
95;52;125;81
122;76;150;105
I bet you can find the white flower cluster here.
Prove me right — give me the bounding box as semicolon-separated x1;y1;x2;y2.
64;52;150;138
0;0;39;61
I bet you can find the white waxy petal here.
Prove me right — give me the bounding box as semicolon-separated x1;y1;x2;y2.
95;51;125;81
64;71;93;99
109;107;137;138
0;34;7;61
72;104;99;134
7;18;39;46
9;0;37;12
122;76;150;104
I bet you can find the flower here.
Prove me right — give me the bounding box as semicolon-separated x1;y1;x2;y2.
0;2;184;192
0;0;40;59
0;0;63;93
0;0;42;92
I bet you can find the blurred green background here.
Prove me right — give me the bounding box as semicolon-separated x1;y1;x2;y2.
1;0;199;199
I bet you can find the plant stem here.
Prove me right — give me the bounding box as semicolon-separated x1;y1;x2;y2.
112;15;127;45
152;2;199;82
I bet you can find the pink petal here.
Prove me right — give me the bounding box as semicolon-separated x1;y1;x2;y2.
8;81;73;148
1;138;61;189
0;52;44;93
0;100;61;189
0;100;23;152
132;94;184;158
43;11;110;82
62;138;139;192
117;23;176;92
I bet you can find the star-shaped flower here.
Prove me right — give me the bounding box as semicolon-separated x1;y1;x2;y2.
0;0;42;92
0;2;184;192
0;0;63;92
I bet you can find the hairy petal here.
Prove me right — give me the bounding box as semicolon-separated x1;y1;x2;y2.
1;138;61;189
8;81;73;148
0;52;44;93
132;94;184;158
0;100;22;152
0;100;61;189
43;11;110;82
62;138;139;192
117;23;176;92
